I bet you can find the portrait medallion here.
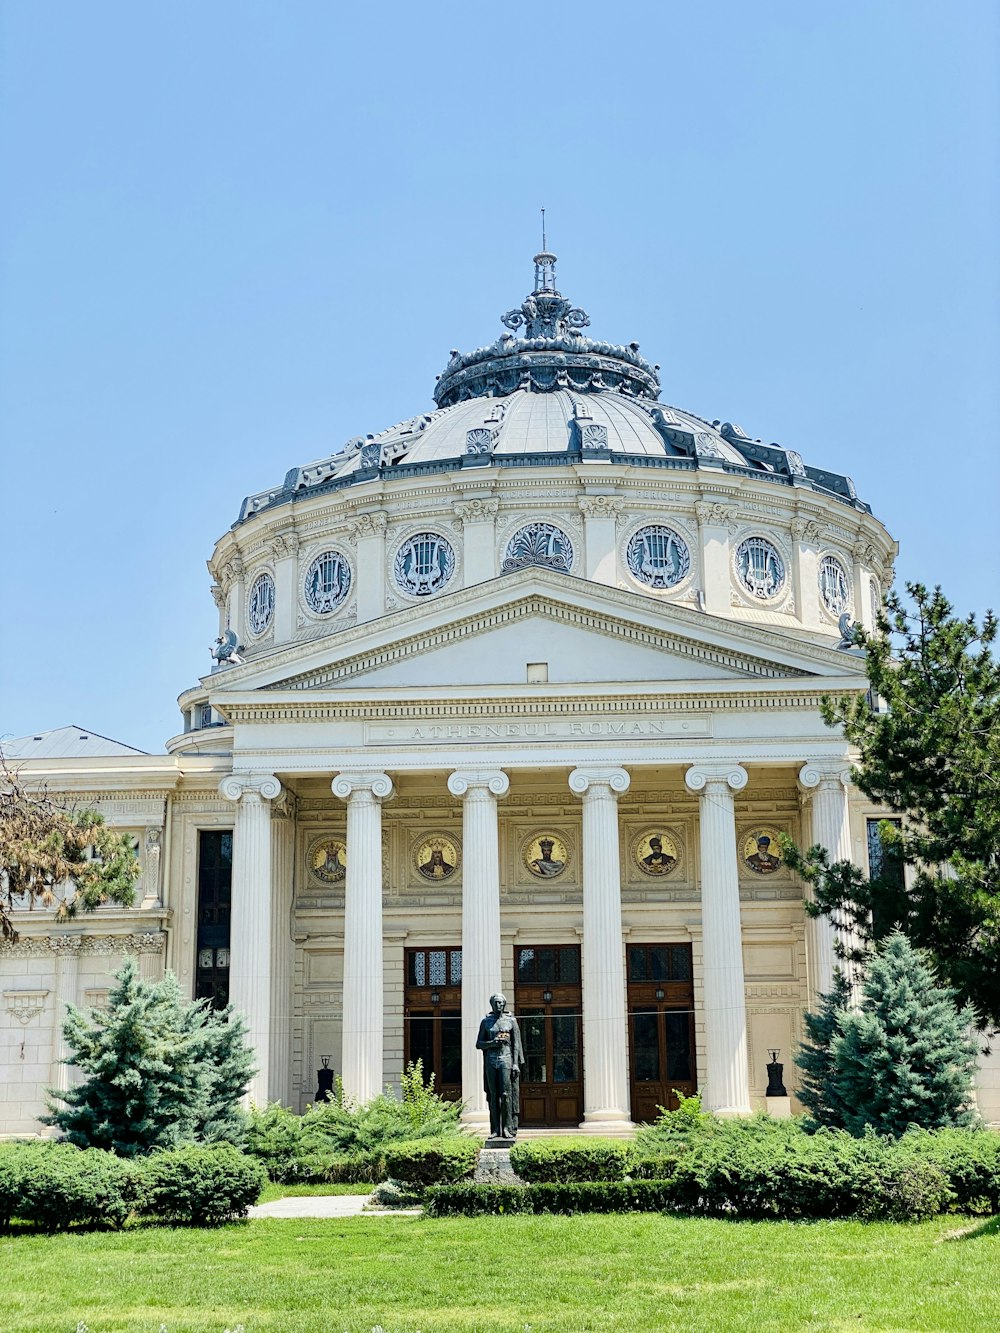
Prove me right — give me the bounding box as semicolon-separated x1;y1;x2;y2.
742;827;784;875
310;837;347;884
633;830;680;877
524;834;568;880
415;836;459;882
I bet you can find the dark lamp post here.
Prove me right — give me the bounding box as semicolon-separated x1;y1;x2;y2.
316;1055;335;1103
765;1048;788;1098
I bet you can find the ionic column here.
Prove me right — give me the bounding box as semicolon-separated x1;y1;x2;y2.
568;766;632;1128
798;763;853;998
332;771;393;1104
269;791;296;1105
220;773;283;1107
447;769;509;1129
685;763;751;1115
49;938;81;1095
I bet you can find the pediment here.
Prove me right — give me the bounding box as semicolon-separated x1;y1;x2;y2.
207;568;868;699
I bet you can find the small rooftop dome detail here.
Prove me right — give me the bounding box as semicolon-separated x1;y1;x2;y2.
434;249;660;407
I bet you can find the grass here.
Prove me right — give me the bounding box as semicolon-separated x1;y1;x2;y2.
2;1214;998;1333
256;1182;373;1204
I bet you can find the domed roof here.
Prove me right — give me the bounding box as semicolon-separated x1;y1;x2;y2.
237;252;869;523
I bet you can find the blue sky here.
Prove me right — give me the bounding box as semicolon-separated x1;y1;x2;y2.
1;2;997;754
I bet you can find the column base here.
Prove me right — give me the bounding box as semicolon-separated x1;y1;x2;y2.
578;1111;635;1136
460;1109;491;1135
707;1104;754;1118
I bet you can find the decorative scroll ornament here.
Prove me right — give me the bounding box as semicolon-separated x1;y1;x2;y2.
734;537;786;600
247;571;275;635
465;427;494;455
626;525;691;590
818;554;851;616
453;497;499;525
501;291;591;340
4;989;49;1024
394;532;456;597
502;522;574;574
304;550;352;614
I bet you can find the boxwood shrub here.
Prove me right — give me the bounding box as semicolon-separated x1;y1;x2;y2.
139;1144;266;1226
426;1180;677;1216
898;1128;1000;1216
12;1142;135;1231
508;1138;632;1184
383;1137;479;1188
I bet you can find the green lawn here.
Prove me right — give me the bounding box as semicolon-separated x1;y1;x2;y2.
2;1213;997;1333
256;1181;373;1203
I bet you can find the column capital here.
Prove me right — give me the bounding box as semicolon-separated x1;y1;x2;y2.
684;764;747;794
331;771;393;802
447;769;509;800
219;773;282;803
568;767;630;798
797;762;852;793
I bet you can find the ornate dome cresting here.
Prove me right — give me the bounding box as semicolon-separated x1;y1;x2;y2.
433;250;661;407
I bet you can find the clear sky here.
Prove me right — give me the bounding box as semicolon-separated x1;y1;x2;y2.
1;2;997;754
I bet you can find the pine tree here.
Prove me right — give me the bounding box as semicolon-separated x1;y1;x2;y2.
44;961;255;1155
830;933;978;1137
794;969;854;1129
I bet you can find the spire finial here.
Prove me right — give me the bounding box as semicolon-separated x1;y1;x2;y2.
532;211;557;295
541;206;546;253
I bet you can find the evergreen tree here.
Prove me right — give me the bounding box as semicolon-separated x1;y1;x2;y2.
44;961;255;1155
830;933;978;1137
794;969;854;1129
784;584;1000;1027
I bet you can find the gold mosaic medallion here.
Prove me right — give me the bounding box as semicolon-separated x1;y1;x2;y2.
310;838;347;884
742;827;783;875
634;831;679;877
524;834;568;879
415;836;459;881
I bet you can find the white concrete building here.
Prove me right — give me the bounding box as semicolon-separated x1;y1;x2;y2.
4;251;996;1132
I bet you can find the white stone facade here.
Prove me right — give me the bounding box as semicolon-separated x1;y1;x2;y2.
6;263;997;1132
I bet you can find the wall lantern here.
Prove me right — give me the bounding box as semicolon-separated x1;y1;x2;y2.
542;989;554;1003
430;991;441;1005
654;988;665;1001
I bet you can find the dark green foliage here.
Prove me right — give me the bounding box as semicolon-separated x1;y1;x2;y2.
830;934;977;1136
11;1142;135;1231
244;1062;463;1183
382;1137;479;1188
794;970;855;1128
897;1128;1000;1215
43;961;254;1156
138;1144;266;1226
425;1180;677;1217
509;1138;632;1183
787;584;1000;1027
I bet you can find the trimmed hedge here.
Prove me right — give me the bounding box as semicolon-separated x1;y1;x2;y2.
139;1144;266;1226
427;1181;677;1216
898;1128;1000;1216
383;1137;479;1188
9;1142;136;1231
508;1138;631;1184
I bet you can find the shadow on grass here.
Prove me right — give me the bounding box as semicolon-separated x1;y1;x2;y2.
955;1216;1000;1241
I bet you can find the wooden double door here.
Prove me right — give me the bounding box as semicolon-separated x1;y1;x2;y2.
626;942;697;1123
403;947;462;1102
514;944;584;1127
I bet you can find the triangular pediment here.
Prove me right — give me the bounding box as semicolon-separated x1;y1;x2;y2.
206;568;868;701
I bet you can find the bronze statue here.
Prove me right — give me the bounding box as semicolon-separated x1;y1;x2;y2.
476;992;524;1141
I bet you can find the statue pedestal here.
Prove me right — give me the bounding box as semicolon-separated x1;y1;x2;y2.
484;1135;516;1149
765;1095;793;1119
475;1147;524;1185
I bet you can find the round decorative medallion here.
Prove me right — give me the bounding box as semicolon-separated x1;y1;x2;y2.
502;522;574;574
524;833;568;879
247;571;275;635
818;554;851;617
734;537;785;600
394;532;456;597
633;830;680;877
310;838;347;884
304;549;352;614
626;525;691;589
742;827;784;875
415;836;459;881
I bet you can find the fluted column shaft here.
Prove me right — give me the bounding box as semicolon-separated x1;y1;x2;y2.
569;766;632;1127
685;764;751;1115
269;799;295;1104
798;764;853;998
221;773;282;1107
448;769;509;1127
332;772;393;1105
